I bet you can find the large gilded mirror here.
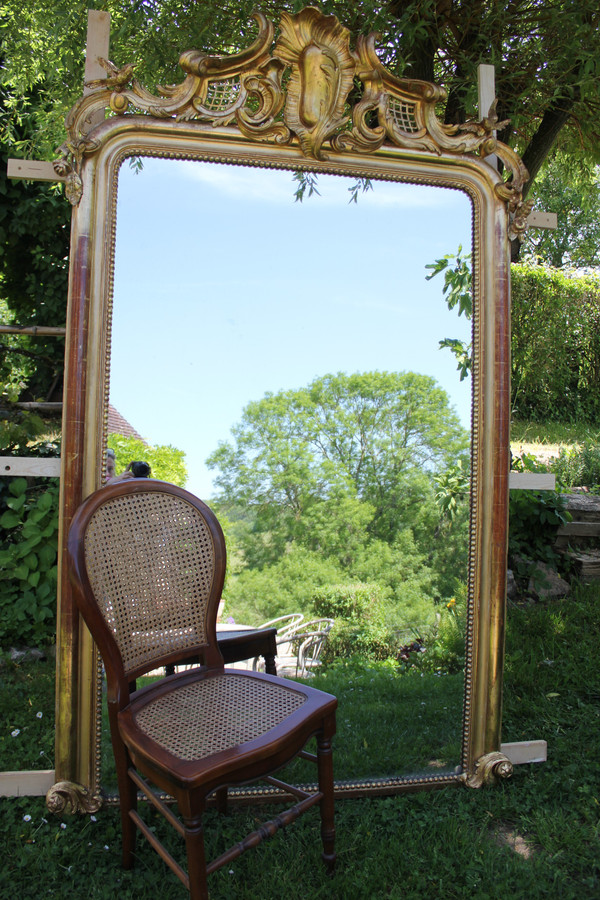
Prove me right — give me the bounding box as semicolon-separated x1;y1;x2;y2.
51;7;527;810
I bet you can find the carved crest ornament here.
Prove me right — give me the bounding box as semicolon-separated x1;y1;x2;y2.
55;6;531;236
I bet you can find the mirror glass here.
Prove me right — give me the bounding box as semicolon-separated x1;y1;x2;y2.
105;157;472;790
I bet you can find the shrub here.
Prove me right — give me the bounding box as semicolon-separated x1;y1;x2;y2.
551;442;600;491
511;265;600;423
413;592;466;675
508;489;571;585
0;477;59;648
312;582;401;664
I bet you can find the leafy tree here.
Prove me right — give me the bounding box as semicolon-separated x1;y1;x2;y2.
520;154;600;269
2;1;599;407
2;1;599;182
107;432;188;486
207;371;469;558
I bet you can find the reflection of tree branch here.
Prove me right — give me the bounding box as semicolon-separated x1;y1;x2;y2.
0;343;58;365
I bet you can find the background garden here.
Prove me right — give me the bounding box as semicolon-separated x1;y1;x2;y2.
1;1;600;896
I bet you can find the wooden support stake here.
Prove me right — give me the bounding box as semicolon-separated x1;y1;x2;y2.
509;472;556;491
0;325;66;336
477;63;497;171
527;210;558;230
7;10;110;182
0;770;56;798
83;10;111;129
0;457;61;477
6;158;65;183
501;740;547;765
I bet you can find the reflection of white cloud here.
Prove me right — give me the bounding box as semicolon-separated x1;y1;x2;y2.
179;160;295;203
177;159;469;212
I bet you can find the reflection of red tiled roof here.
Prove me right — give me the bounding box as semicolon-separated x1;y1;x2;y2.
107;404;146;443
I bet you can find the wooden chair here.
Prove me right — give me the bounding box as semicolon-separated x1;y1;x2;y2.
67;479;337;900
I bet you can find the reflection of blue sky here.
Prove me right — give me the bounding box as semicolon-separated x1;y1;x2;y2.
112;159;472;500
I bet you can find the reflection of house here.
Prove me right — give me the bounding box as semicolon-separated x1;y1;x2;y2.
107;404;147;443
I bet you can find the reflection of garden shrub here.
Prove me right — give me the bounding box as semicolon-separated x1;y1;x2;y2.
312;582;385;621
411;590;466;676
312;582;398;663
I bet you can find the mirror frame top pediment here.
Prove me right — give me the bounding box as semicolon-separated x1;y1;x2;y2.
50;5;525;812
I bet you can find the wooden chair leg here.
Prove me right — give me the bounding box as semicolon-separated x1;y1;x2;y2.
113;743;137;868
183;815;209;900
316;732;336;873
215;786;228;814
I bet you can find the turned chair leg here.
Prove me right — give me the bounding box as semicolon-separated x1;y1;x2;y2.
184;815;209;900
316;732;336;873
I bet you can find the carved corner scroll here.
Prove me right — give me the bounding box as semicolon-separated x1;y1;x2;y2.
55;5;529;225
463;752;514;789
46;780;103;815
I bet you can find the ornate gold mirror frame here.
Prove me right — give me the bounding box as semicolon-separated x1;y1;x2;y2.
50;7;528;812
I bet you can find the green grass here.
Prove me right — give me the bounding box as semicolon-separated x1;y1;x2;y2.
511;419;600;446
2;583;599;898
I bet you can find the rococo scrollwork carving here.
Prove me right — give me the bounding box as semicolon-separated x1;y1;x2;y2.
56;5;529;227
46;780;103;815
463;752;514;789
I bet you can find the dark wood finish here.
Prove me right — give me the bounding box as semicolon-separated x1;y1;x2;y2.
68;480;337;900
164;627;278;678
217;627;278;675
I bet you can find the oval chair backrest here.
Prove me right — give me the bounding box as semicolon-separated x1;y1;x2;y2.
69;481;226;680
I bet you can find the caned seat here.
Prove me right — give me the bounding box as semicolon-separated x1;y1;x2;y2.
68;480;337;900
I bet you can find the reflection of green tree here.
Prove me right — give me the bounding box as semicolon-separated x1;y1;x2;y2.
208;372;470;637
108;433;187;487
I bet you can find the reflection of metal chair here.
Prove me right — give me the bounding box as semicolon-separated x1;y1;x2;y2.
277;619;334;679
259;613;304;635
68;480;337;900
252;614;304;671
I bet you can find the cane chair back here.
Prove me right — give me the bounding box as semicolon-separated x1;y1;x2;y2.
80;486;224;679
68;480;337;900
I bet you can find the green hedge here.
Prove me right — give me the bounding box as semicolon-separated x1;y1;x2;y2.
511;265;600;423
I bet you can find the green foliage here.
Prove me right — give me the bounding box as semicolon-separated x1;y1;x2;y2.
412;591;467;676
312;582;395;662
0;477;59;648
222;546;345;625
426;247;473;380
508;490;571;580
107;433;188;487
433;459;469;522
520;154;600;268
312;581;385;622
208;371;469;556
511;265;600;423
551;442;600;492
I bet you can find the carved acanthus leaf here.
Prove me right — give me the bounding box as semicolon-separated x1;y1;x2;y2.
46;780;103;815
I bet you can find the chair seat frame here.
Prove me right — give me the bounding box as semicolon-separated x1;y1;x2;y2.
68;479;337;900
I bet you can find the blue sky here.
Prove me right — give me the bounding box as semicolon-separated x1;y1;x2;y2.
111;158;472;500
